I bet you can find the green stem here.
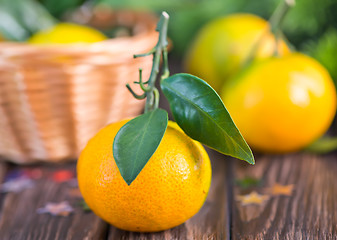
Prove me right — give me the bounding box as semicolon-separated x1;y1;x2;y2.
126;84;146;99
241;0;295;69
128;11;170;113
268;0;295;56
134;49;155;58
269;0;295;35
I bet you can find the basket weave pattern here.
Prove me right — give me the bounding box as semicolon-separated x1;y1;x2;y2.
0;12;158;164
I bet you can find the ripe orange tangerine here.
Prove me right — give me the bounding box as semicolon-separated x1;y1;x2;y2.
221;53;337;153
77;120;211;232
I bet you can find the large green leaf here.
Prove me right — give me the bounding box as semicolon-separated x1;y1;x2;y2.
161;73;254;164
113;109;168;185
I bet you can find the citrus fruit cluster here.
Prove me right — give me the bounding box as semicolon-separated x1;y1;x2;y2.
185;13;337;153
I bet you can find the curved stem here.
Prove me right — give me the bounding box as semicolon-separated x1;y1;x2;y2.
144;91;154;113
147;12;170;87
161;48;170;81
126;84;147;99
126;11;170;113
138;68;151;92
153;88;160;110
134;49;155;58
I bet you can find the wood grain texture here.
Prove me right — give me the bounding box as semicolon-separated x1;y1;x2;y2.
108;150;231;240
0;161;9;215
0;164;108;240
232;153;337;240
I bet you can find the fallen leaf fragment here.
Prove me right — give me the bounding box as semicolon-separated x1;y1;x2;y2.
37;201;74;216
68;188;82;198
235;176;263;189
79;200;91;212
236;191;269;206
52;170;74;183
267;183;294;196
0;177;34;193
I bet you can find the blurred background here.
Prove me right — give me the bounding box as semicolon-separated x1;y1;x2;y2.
1;0;337;163
1;0;337;67
1;0;337;85
102;0;337;85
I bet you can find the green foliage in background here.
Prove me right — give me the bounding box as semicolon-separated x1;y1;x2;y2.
97;0;337;59
97;0;280;54
38;0;86;19
0;0;56;41
282;0;337;46
1;0;337;85
304;28;337;87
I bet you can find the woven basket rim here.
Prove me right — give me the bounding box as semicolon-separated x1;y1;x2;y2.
0;11;158;55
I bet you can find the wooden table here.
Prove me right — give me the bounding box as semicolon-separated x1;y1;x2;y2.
0;151;336;239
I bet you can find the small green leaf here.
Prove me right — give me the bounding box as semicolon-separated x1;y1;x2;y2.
305;136;337;154
78;200;91;212
235;177;263;189
161;73;254;164
113;109;168;185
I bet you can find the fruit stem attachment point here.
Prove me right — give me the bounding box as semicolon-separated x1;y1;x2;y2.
126;11;170;113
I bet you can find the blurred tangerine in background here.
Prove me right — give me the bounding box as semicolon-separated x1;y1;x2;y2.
184;13;290;92
28;23;108;44
221;53;337;153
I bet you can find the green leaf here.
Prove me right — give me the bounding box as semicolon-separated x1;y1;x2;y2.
161;73;254;164
78;200;91;212
113;109;168;185
235;177;263;189
305;136;337;154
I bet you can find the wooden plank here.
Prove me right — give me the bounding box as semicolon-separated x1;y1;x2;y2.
0;161;8;182
232;153;337;239
0;161;9;215
108;150;231;240
0;163;108;240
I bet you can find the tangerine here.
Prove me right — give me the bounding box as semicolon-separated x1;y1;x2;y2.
185;13;289;92
221;53;337;153
77;120;211;232
28;23;107;44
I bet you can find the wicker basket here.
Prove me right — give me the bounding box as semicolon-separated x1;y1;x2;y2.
0;11;158;164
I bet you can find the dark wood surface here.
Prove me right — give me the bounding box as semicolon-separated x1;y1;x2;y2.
0;164;108;240
0;152;336;239
232;154;337;240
